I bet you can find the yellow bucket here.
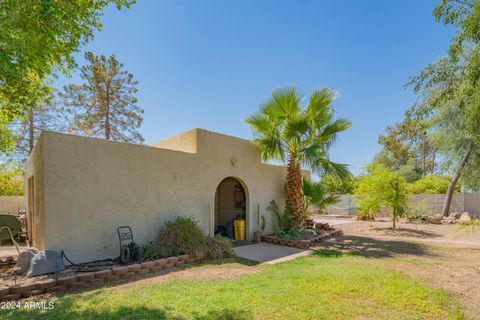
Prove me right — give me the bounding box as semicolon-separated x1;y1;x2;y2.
234;219;246;241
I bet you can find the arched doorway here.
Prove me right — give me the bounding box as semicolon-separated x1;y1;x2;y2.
214;177;248;240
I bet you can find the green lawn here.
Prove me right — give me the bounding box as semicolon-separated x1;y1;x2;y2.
2;251;466;320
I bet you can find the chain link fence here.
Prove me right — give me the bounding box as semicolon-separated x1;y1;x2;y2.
327;193;480;216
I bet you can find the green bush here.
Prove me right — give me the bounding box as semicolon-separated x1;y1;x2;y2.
140;241;158;260
410;175;455;194
156;216;232;260
406;202;429;221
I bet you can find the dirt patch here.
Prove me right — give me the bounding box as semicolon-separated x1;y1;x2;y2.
336;219;480;243
118;263;259;289
380;243;480;319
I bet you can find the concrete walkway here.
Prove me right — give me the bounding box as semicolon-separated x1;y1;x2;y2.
233;242;312;264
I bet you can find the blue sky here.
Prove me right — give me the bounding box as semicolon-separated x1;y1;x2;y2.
55;0;455;174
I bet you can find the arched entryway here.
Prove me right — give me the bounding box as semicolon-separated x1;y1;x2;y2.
214;177;248;240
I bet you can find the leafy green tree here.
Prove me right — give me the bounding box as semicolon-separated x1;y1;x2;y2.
407;0;480;216
246;87;351;227
355;164;410;228
0;0;135;152
0;165;23;196
410;175;457;194
374;118;435;181
320;174;357;195
62;52;144;143
302;179;339;214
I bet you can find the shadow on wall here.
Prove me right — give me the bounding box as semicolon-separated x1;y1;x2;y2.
312;236;433;259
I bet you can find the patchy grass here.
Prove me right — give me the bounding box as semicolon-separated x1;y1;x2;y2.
2;253;466;320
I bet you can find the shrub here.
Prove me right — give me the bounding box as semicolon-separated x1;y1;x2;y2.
406;202;429;221
156;216;232;260
140;241;158;260
201;235;232;260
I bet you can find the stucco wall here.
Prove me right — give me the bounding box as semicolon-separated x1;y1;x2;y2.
24;135;46;249
0;196;24;213
27;129;287;263
151;129;197;153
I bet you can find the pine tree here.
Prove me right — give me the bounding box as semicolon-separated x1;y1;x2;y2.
62;52;144;143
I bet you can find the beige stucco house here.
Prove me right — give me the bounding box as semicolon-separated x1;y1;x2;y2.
24;128;289;263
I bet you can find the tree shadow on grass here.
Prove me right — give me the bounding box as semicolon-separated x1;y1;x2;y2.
3;295;252;320
371;227;442;239
4;255;259;308
312;235;433;259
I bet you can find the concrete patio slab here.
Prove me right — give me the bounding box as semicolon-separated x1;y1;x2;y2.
233;242;312;264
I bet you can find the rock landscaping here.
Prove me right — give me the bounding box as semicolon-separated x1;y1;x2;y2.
262;229;343;249
0;254;198;301
426;211;476;225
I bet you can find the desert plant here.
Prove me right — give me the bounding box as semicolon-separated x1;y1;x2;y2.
156;216;232;260
302;179;340;214
246;87;351;227
267;200;293;232
278;229;301;240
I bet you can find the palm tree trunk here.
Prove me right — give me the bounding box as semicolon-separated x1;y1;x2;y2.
285;155;304;227
441;143;473;217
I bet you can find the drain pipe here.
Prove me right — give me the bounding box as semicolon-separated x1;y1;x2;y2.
0;226;20;254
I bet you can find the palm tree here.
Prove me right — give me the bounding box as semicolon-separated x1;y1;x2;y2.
302;179;340;214
245;87;351;227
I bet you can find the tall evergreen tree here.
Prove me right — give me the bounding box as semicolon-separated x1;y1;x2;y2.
62;52;144;143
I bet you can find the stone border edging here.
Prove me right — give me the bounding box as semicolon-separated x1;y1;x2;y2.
0;254;197;301
262;229;343;249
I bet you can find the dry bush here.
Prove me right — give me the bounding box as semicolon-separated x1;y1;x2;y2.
156;216;232;260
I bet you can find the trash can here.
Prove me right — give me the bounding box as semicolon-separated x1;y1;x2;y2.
234;219;246;241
